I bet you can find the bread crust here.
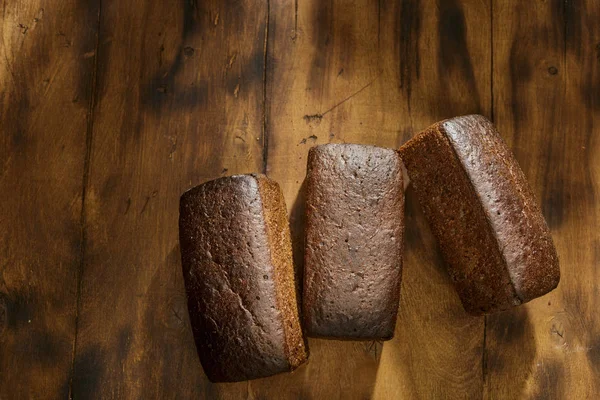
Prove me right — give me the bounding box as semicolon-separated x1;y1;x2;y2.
179;174;307;382
399;115;560;314
303;144;404;340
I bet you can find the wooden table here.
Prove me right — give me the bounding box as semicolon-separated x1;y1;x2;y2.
1;0;598;398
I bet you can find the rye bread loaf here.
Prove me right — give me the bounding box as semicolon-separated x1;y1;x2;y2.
399;115;560;315
303;144;404;340
179;174;307;382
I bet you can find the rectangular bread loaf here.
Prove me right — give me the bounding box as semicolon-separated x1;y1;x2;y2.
179;174;307;382
399;115;560;314
303;144;404;340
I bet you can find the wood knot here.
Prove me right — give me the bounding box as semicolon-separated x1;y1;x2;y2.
183;46;195;57
548;66;558;75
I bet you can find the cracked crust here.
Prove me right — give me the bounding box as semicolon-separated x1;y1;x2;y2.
303;144;404;340
399;115;560;314
179;174;307;382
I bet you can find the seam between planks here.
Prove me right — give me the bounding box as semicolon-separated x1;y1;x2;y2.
68;1;103;398
563;0;567;71
261;0;271;175
484;0;493;397
482;316;487;397
481;0;496;399
489;0;494;123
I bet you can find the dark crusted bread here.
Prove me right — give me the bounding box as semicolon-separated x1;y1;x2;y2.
399;115;560;315
303;144;404;340
179;174;308;382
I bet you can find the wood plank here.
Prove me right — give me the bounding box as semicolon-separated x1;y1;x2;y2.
72;0;267;397
0;0;99;398
486;0;600;398
244;1;491;398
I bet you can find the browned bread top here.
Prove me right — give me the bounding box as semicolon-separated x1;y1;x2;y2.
303;144;404;340
400;115;560;314
179;174;307;382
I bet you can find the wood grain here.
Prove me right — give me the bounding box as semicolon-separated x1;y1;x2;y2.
485;0;600;398
243;1;491;399
71;0;267;398
0;1;98;398
2;0;599;398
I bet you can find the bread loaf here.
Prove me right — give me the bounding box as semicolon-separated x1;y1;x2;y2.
179;174;307;382
303;144;404;340
399;115;560;314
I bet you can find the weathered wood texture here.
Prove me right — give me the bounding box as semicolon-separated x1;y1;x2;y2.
71;0;267;398
1;0;598;398
0;1;98;398
485;0;600;398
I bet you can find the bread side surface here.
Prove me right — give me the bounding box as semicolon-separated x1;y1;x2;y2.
400;129;519;314
256;176;308;369
303;144;404;340
441;115;560;302
179;175;290;382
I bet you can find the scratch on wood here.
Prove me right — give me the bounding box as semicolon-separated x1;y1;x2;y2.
226;53;237;71
365;340;383;360
124;198;131;215
140;191;157;215
550;324;564;338
171;307;183;324
303;72;382;123
140;196;151;214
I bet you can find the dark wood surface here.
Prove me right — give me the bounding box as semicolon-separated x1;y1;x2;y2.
0;0;598;398
0;0;98;398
